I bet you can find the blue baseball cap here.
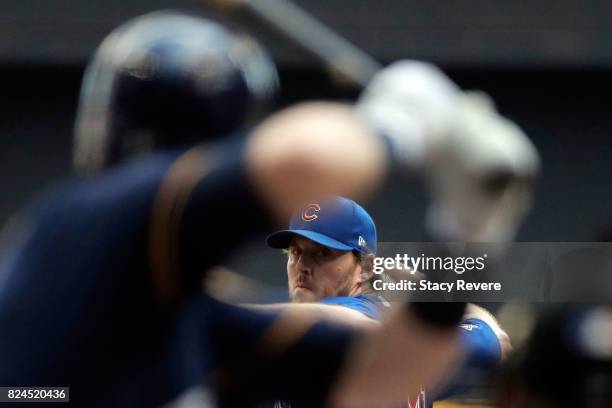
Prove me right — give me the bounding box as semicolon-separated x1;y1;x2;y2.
266;196;377;254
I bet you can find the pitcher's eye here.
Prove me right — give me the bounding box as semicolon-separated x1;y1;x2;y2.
316;248;331;258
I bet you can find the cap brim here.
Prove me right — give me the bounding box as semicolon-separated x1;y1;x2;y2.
266;230;354;251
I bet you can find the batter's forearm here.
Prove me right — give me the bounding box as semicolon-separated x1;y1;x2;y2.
245;303;379;330
329;305;464;408
246;102;387;223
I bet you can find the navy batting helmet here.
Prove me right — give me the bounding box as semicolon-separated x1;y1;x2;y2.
73;10;279;172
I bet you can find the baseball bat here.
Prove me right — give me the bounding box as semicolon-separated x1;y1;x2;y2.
208;0;382;87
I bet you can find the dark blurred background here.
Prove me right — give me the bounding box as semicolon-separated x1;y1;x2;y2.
1;1;611;285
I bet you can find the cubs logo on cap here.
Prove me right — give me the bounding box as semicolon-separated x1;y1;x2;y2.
301;204;321;221
266;196;377;254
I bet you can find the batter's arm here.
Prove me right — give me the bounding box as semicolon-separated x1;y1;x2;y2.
246;102;387;223
245;303;380;330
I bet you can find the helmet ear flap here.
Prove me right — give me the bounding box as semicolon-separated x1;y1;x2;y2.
73;11;279;173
